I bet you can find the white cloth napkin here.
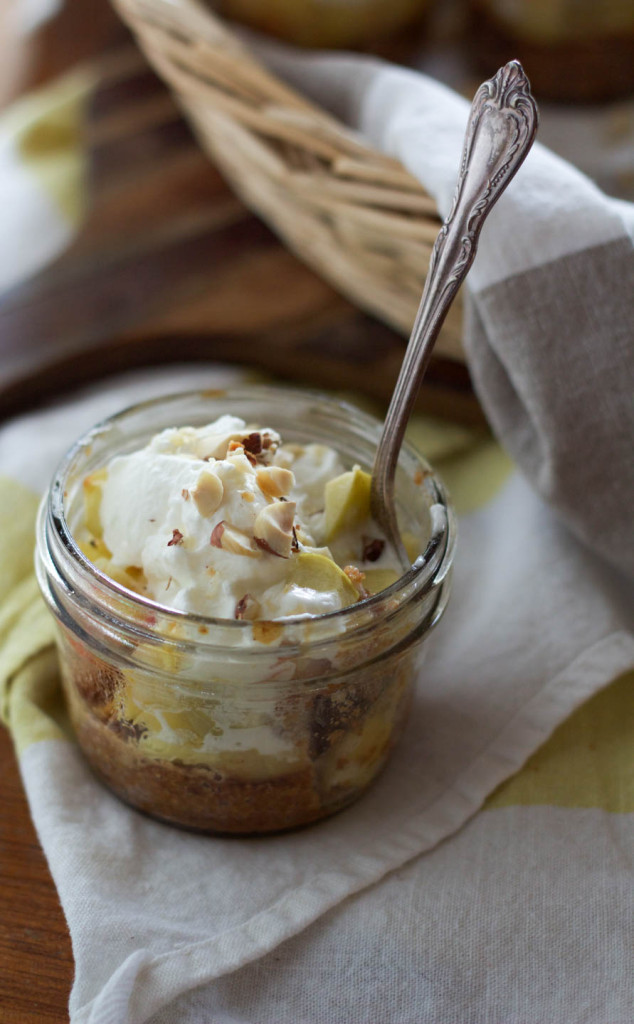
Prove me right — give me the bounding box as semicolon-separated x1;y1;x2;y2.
3;359;633;1024
251;41;634;581
2;45;634;1024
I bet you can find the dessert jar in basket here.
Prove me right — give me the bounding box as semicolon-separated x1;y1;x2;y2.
35;387;455;834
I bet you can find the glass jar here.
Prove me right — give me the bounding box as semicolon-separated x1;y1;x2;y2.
35;386;455;834
214;0;432;48
470;0;634;103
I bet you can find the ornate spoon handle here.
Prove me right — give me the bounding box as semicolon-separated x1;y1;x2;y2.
371;60;538;565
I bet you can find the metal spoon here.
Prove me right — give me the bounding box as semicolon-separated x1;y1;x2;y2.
371;60;538;567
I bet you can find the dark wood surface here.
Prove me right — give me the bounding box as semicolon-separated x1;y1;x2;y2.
0;21;480;427
0;4;112;1014
0;730;74;1024
0;6;479;1022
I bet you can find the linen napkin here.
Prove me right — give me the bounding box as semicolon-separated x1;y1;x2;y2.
1;46;634;1024
249;39;634;582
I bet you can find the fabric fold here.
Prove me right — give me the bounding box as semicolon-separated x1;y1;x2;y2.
1;365;632;1024
248;40;634;580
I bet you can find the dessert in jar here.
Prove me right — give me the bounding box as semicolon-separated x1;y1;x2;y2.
470;0;634;102
214;0;432;48
36;387;455;834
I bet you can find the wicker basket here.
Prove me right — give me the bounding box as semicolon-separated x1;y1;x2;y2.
113;0;464;362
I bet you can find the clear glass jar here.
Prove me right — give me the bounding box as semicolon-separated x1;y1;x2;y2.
35;387;455;834
470;0;634;103
214;0;432;48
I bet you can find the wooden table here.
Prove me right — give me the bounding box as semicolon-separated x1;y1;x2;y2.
0;6;479;1021
0;1;480;428
0;733;74;1023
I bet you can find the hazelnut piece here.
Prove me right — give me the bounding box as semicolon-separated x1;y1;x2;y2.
256;466;294;499
210;521;259;557
254;501;296;558
192;470;224;518
234;594;261;621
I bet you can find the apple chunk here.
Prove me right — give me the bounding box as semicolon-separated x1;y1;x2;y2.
286;552;360;607
324;466;371;542
362;568;400;595
82;467;108;538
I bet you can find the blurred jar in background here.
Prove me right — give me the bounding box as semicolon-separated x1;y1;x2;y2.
215;0;433;48
470;0;634;102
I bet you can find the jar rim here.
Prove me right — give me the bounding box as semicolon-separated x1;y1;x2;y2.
41;385;456;641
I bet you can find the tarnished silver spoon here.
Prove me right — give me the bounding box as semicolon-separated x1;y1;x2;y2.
371;60;538;567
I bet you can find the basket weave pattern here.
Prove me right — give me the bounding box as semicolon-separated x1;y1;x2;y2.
114;0;464;360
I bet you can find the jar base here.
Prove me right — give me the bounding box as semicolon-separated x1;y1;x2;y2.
72;702;391;835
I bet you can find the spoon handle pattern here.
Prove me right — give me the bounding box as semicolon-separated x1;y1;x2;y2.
371;61;538;565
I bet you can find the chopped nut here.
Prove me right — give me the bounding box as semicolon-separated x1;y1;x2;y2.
210;522;225;548
262;430;279;454
343;564;365;584
210;520;259;557
234;593;261;621
344;564;369;598
168;529;184;547
192;470;224;518
196;432;243;461
234;432;264;467
256;466;294;499
181;488;190;501
242;432;262;456
244;428;279;464
362;537;385;562
254;501;296;558
293;524;312;547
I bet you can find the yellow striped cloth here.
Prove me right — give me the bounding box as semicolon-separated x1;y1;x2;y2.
1;365;632;1024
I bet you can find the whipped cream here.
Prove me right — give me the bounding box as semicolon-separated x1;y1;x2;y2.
91;415;397;619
